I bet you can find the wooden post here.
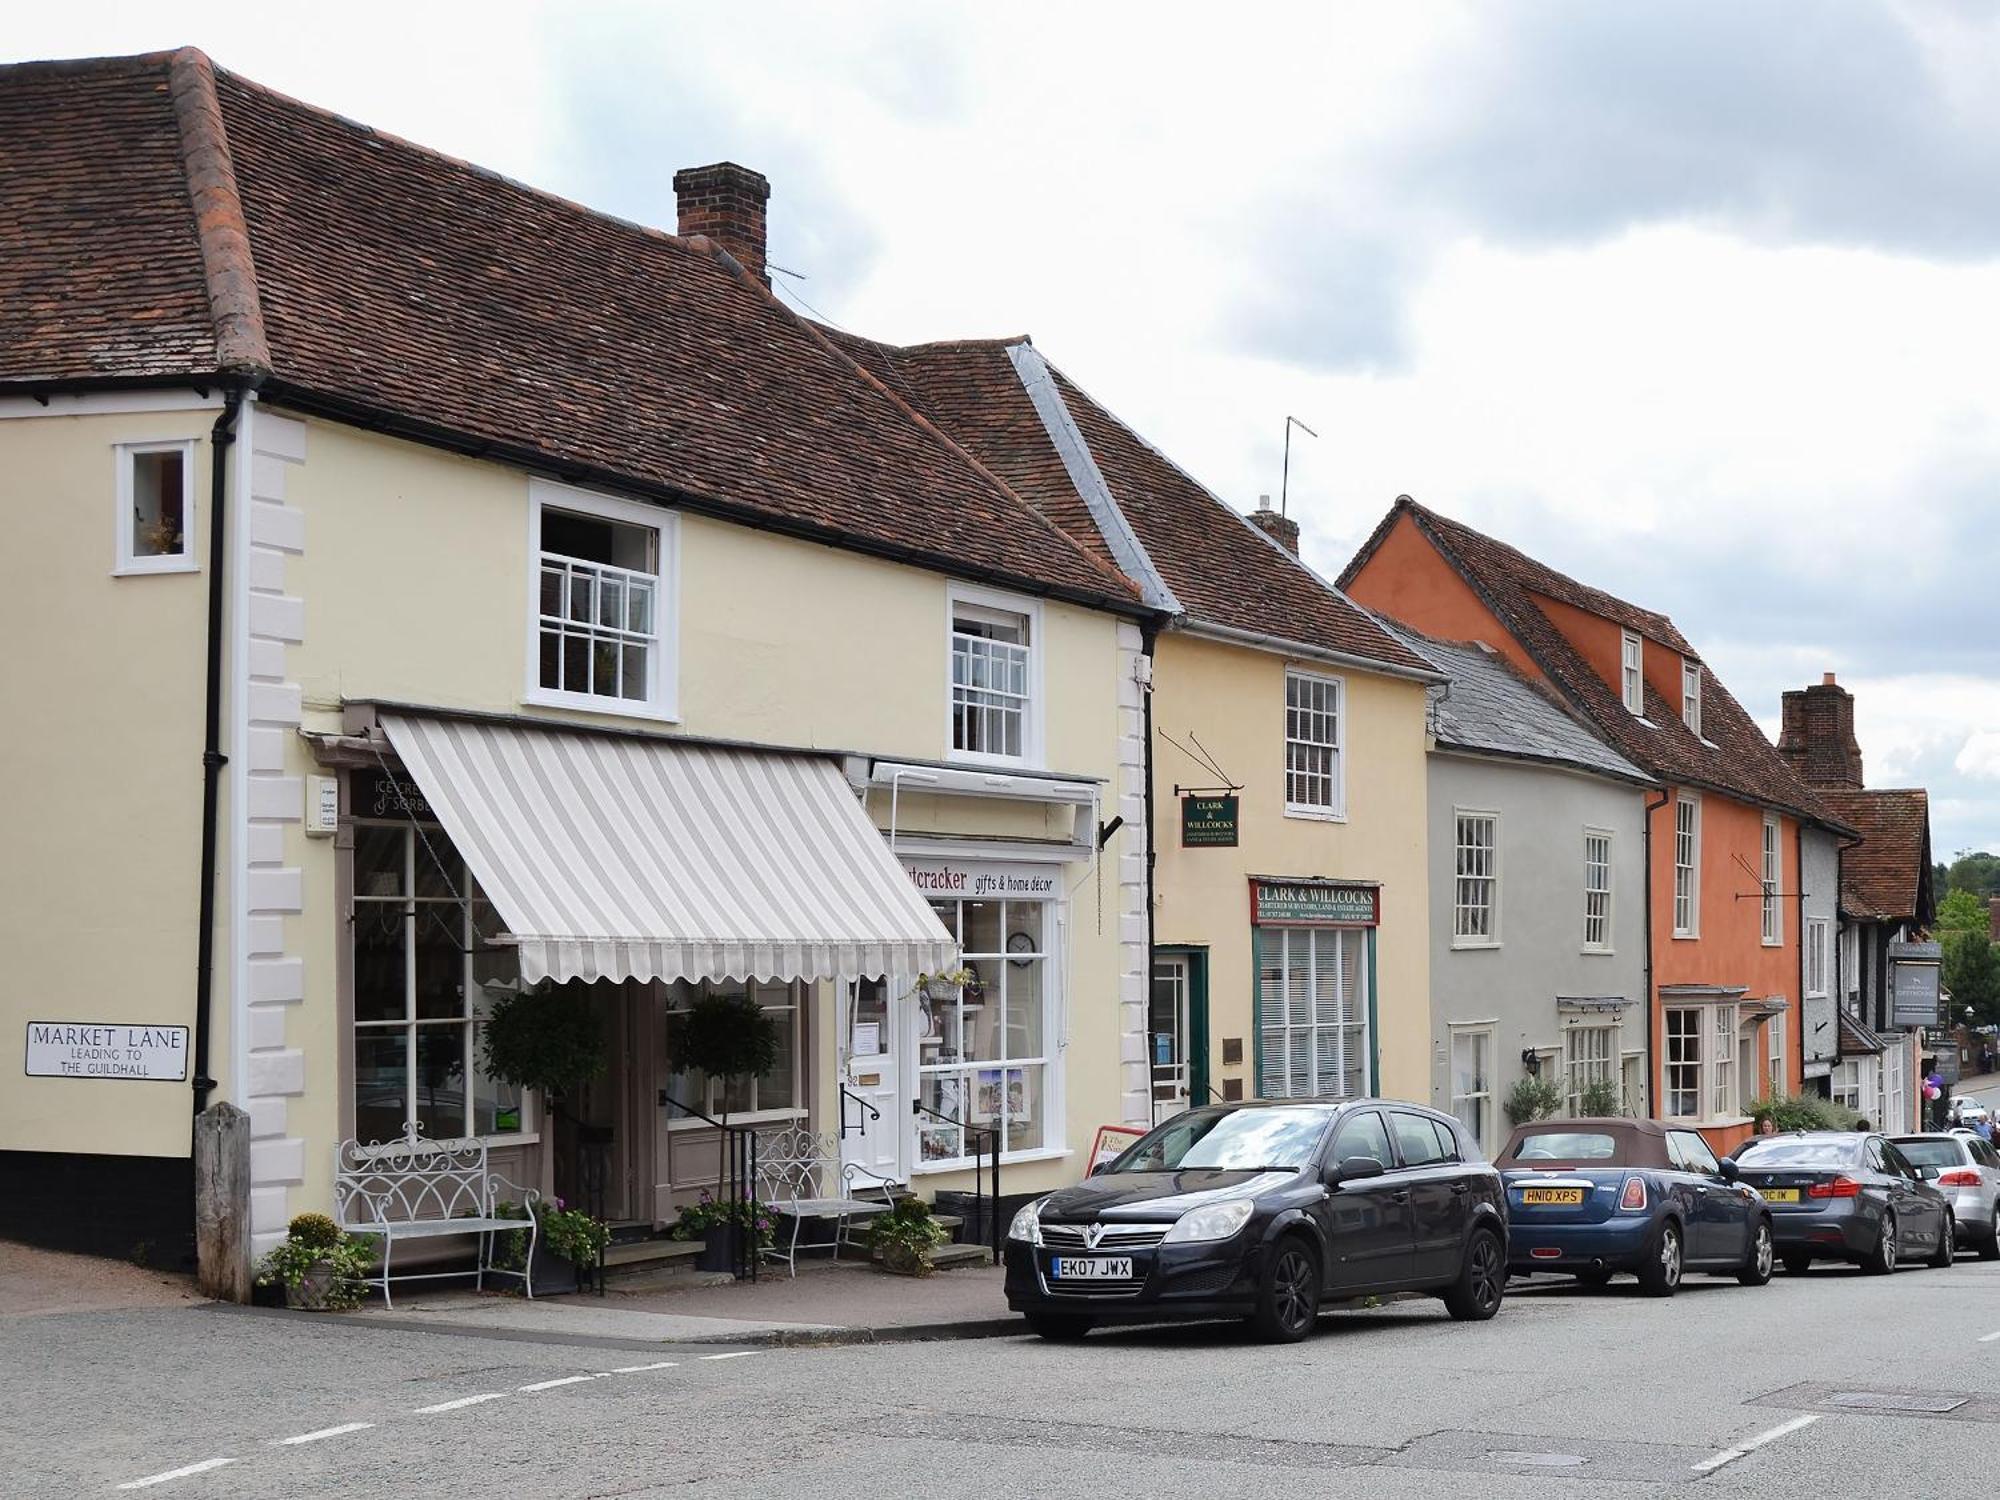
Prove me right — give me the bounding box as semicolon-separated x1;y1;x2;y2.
194;1101;251;1303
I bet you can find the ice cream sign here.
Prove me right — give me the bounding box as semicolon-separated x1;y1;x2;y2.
25;1021;190;1081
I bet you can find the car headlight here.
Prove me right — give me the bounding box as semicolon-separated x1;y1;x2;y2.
1007;1198;1044;1246
1161;1198;1256;1244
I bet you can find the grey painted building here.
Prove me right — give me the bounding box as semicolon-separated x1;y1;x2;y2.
1799;824;1840;1087
1393;632;1658;1155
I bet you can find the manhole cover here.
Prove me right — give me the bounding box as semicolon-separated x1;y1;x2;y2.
1488;1451;1588;1468
1830;1392;1969;1414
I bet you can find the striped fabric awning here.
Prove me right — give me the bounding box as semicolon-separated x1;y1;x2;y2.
380;712;958;987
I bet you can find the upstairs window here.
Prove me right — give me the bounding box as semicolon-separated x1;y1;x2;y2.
1620;631;1643;714
1583;829;1613;951
1682;658;1703;737
1761;816;1783;945
115;441;197;574
1284;670;1344;816
949;592;1038;763
1453;811;1499;945
529;482;676;719
1673;794;1700;937
1806;917;1830;997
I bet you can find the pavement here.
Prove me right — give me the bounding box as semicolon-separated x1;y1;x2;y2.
7;1246;2000;1498
0;1239;200;1319
345;1256;1014;1346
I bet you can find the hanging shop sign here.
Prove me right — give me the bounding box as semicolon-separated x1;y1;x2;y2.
1249;878;1380;928
1889;939;1944;1030
903;860;1061;901
25;1021;189;1082
1181;795;1239;848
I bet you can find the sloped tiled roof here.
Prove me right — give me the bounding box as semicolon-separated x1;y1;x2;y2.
836;333;1436;678
1342;497;1847;825
0;50;1140;611
1817;788;1934;924
1382;626;1653;785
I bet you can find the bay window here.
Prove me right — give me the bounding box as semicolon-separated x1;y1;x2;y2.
917;895;1054;1163
1663;1002;1739;1121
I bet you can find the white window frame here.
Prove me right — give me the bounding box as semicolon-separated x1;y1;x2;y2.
1583;827;1614;953
663;980;808;1128
524;479;680;722
1620;631;1644;715
1256;925;1369;1102
1621;1050;1645;1117
1681;657;1702;737
1673;794;1701;938
1563;1023;1618;1115
945;583;1045;769
113;439;198;575
1448;1022;1496;1154
1664;1007;1702;1119
1805;916;1830;998
1767;1013;1786;1097
1452;809;1501;948
1283;669;1346;819
1712;1002;1739;1119
1663;1001;1741;1123
1761;815;1783;946
1839;923;1860;1001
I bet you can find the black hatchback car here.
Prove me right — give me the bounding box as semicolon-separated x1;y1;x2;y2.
1733;1131;1954;1274
1004;1099;1508;1342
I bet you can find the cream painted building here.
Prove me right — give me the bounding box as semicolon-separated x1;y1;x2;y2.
0;52;1155;1263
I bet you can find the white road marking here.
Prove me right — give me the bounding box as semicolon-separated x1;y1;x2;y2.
518;1375;597;1392
277;1422;375;1445
1692;1413;1820;1473
1979;1329;2000;1343
412;1392;508;1414
116;1457;236;1489
608;1361;678;1374
698;1351;756;1361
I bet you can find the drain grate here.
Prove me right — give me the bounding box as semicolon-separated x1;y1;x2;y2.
1830;1392;1969;1414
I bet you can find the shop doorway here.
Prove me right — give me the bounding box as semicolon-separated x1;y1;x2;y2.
1151;949;1210;1122
840;976;907;1184
551;980;646;1225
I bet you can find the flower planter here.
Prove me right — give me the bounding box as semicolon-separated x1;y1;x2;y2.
284;1260;341;1310
696;1221;741;1274
878;1240;935;1277
529;1239;581;1296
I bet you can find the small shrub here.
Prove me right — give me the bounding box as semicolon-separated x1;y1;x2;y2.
1747;1093;1858;1133
868;1198;950;1277
1576;1079;1623;1118
1504;1075;1563;1127
256;1217;377;1311
287;1212;342;1251
479;987;607;1098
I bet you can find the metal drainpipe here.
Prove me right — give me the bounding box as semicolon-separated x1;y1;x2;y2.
1140;622;1160;1117
191;386;243;1128
1642;787;1671;1114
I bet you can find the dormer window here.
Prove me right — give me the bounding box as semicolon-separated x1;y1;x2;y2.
1620;631;1643;715
1681;658;1702;737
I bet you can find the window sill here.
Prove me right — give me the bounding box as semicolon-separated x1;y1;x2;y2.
1581;946;1616;957
1762;940;1783;948
1283;806;1347;824
1450;938;1501;951
1672;930;1699;941
113;559;199;577
912;1146;1072;1175
665;1108;806;1131
945;749;1045;773
522;689;679;725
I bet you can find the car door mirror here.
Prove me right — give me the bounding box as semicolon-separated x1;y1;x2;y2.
1918;1165;1940;1181
1331;1155;1386;1186
1717;1156;1741;1182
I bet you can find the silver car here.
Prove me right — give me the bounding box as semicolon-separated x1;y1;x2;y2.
1892;1133;2000;1258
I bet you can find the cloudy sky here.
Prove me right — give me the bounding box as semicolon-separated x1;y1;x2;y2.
15;2;2000;856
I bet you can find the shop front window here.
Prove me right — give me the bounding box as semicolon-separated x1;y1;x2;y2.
1255;926;1367;1101
350;814;524;1144
918;897;1052;1163
662;980;805;1121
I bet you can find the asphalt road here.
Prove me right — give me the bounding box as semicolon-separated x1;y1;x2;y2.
6;1249;2000;1500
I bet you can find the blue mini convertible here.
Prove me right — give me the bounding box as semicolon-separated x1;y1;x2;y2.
1498;1118;1774;1296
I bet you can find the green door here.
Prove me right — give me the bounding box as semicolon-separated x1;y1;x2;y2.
1151;949;1211;1120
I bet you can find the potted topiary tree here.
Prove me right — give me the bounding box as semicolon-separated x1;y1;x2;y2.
672;991;779;1270
256;1213;377;1310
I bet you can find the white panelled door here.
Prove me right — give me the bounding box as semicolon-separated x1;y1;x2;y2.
839;976;907;1184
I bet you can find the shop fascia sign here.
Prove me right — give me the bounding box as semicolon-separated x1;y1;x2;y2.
1249;877;1380;927
903;859;1061;901
25;1021;189;1081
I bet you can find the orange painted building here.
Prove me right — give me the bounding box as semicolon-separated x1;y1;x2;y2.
1342;498;1851;1154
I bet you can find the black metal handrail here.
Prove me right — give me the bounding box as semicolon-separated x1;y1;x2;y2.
838;1081;881;1139
911;1099;1001;1265
659;1092;761;1282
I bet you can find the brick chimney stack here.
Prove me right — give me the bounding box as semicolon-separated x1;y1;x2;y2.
1777;671;1864;789
674;162;771;286
1247;494;1300;554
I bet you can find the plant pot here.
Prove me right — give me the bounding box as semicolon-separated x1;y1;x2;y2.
285;1260;340;1310
696;1221;741;1274
878;1240;935;1277
529;1239;580;1296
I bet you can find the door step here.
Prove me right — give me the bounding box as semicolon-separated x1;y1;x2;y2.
598;1236;732;1290
928;1243;994;1270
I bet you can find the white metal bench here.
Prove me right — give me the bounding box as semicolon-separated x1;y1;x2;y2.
754;1126;898;1277
333;1131;539;1308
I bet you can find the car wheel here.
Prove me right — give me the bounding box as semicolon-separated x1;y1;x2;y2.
1737;1218;1775;1287
1443;1227;1506;1322
1979;1225;2000;1262
1024;1314;1091;1341
1863;1213;1898;1275
1250;1236;1321;1343
1929;1214;1956;1270
1637;1220;1682;1297
1782;1253;1812;1276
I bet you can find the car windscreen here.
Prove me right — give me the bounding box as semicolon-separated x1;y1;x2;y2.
1736;1139;1858;1168
1110;1108;1330;1173
1894;1139;1967;1169
1511;1132;1620;1162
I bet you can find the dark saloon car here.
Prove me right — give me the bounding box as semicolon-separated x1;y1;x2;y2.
1004;1099;1507;1343
1498;1119;1773;1295
1733;1131;1954;1275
